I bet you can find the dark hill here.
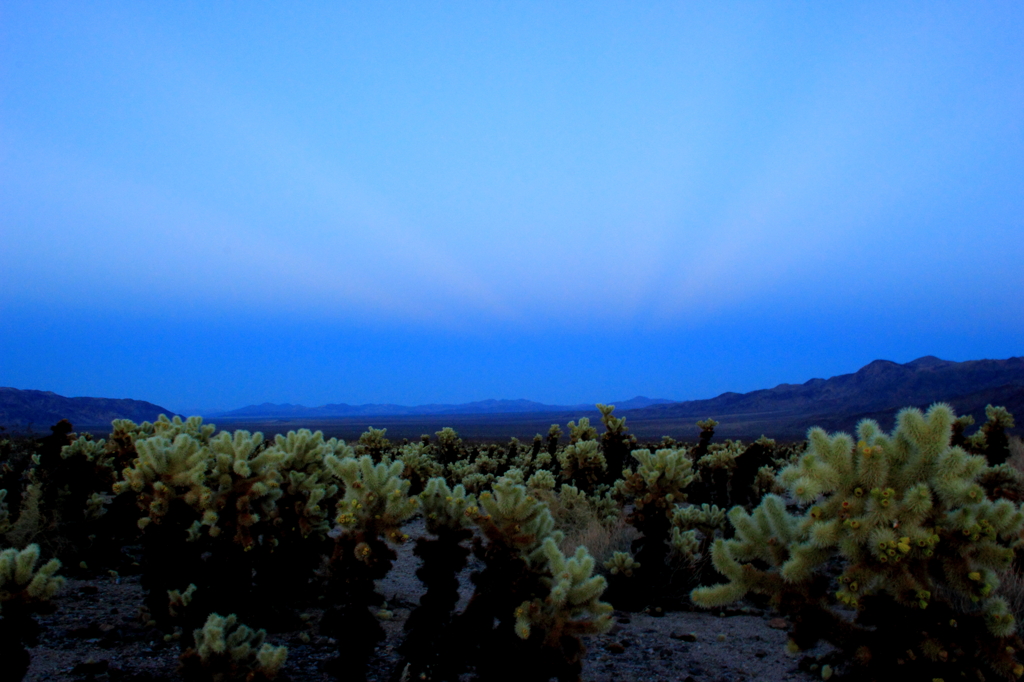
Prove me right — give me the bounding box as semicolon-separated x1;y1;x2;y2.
622;356;1024;439
0;387;177;432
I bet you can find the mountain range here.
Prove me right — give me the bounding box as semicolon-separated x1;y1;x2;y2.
618;355;1024;439
210;396;674;419
2;355;1021;439
0;388;179;431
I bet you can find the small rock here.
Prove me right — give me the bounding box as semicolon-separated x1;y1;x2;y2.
670;632;697;642
605;642;626;654
72;659;109;675
768;618;789;630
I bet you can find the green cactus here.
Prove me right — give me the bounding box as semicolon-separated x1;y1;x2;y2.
598;404;634;485
968;404;1016;466
527;469;557;492
558;440;607;493
0;543;65;681
433;427;464;464
394;478;477;681
612;447;696;609
456;477;610;681
692;403;1024;681
178;612;287;682
567;418;597;444
691;418;719;461
321;456;417;681
547;424;563;457
604;551;641;578
394;440;443;494
514;539;613;674
355;426;391;461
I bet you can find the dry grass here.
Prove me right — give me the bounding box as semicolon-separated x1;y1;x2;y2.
1009;436;1024;472
559;515;638;565
535;489;638;563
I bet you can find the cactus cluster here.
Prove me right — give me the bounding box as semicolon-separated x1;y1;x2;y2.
5;399;1014;682
321;456;418;680
0;543;65;681
179;612;287;682
692;403;1024;680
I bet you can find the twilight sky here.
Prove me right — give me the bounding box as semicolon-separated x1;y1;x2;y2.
1;2;1022;413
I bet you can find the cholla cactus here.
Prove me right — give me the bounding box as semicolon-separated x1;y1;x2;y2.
473;477;559;555
329;455;418;547
672;503;727;535
615;448;695;518
114;433;209;528
322;456;417;680
433;427;463;464
0;543;64;681
567;418;597;444
0;543;64;612
356;427;391;461
514;539;613;678
692;404;1024;681
547;424;563;456
689;439;744;507
612;448;696;609
395;441;442;495
526;469;556;492
396;479;477;681
179;612;287;682
455;478;610;681
968;405;1016;465
604;551;640;577
420;478;476;535
692;418;718;460
598;404;634;485
558;440;607;494
272;429;347;539
200;430;284;547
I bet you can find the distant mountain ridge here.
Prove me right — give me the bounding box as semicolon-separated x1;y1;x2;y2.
621;355;1024;438
0;388;178;430
212;396;675;419
3;356;1021;439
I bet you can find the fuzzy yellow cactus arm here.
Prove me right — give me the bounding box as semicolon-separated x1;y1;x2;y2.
557;440;607;492
112;433;210;528
604;551;640;577
419;478;476;535
614;447;695;513
693;401;1024;682
181;612;287;681
331;456;418;545
567;418;597;444
61;436;109;463
0;544;65;613
526;469;556;492
515;539;613;644
473;477;560;556
0;543;65;682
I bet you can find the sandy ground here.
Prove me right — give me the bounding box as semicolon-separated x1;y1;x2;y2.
25;522;832;682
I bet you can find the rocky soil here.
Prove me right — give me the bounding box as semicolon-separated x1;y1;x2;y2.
25;521;833;682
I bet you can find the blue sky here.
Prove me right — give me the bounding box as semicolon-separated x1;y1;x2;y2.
2;2;1022;413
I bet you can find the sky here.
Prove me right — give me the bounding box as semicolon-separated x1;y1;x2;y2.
1;2;1022;413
